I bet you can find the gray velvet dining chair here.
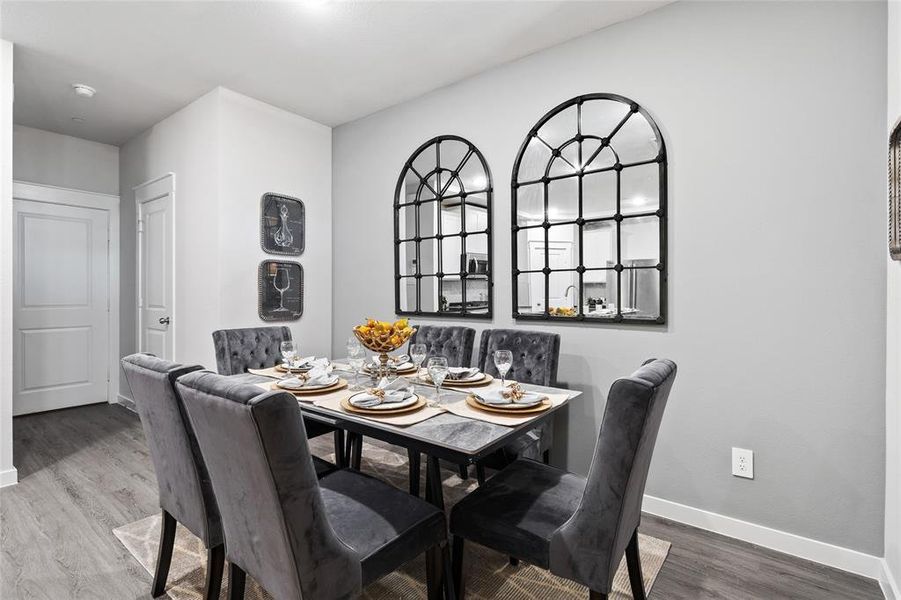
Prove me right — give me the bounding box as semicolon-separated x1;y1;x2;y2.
211;326;345;465
405;325;476;494
120;353;224;600
474;328;561;478
449;358;677;600
175;370;454;600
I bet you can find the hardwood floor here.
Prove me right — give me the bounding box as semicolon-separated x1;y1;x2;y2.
0;404;884;599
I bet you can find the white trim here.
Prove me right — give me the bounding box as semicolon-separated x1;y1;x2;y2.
0;467;17;488
12;180;121;408
882;559;901;600
134;173;175;361
642;495;884;580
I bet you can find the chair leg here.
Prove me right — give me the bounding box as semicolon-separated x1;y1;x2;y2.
203;544;225;600
625;529;647;600
542;449;551;464
441;542;456;600
151;510;176;597
425;545;443;600
334;429;346;467
408;449;421;496
475;463;486;486
588;591;607;600
228;562;247;600
451;535;466;600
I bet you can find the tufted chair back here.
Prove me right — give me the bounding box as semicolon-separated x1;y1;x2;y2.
212;326;291;375
176;371;361;599
408;325;476;367
120;353;222;547
476;328;561;386
549;358;676;592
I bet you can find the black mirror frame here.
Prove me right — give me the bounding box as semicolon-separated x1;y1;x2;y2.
394;135;494;319
511;93;668;324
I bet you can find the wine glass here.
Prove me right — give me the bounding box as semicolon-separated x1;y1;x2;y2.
427;357;449;406
347;338;365;391
410;343;428;378
493;349;513;386
273;267;291;311
280;341;298;374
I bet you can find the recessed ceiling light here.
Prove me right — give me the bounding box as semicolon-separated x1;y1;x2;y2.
72;84;96;98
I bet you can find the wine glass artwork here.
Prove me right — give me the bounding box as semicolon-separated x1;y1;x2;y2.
494;350;513;386
272;267;291;312
258;261;303;321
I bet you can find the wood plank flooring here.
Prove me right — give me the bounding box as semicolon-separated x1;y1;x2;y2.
0;404;885;599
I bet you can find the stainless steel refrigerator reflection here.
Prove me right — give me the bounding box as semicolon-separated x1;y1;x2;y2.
608;259;659;317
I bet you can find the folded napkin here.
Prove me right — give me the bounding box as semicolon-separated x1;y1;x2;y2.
280;364;336;389
351;377;413;408
283;355;323;370
446;367;480;381
473;383;543;406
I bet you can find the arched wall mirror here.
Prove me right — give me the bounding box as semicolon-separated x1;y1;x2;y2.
511;93;667;323
395;135;493;318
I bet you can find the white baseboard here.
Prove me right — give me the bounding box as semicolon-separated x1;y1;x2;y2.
115;394;136;412
642;494;884;581
0;467;18;488
881;559;901;600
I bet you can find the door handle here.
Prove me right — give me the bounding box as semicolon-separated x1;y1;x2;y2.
159;317;170;326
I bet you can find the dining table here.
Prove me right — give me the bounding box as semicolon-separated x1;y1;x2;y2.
231;360;582;510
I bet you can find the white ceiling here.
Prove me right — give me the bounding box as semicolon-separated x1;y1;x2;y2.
2;1;670;146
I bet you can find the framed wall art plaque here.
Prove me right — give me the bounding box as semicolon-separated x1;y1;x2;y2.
261;192;305;255
258;260;303;321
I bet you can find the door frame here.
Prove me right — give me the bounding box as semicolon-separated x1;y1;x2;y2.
134;173;176;361
12;180;120;406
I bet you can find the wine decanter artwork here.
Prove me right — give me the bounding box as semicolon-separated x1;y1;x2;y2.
260;193;304;256
273;204;294;248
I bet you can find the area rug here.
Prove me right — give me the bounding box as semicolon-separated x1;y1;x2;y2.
114;438;670;599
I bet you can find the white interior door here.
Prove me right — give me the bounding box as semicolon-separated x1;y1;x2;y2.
528;241;574;311
13;199;110;415
137;176;174;360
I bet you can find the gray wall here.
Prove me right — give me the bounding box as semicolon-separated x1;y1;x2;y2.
332;1;887;554
13;125;119;195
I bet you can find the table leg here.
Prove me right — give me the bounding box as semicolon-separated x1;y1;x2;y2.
425;456;445;511
347;432;362;470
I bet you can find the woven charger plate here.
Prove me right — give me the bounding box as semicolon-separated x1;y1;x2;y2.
465;394;552;415
341;394;426;416
270;378;348;395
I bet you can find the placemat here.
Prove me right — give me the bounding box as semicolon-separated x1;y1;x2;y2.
443;392;570;427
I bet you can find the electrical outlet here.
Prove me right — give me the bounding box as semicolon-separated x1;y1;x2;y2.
732;447;754;479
